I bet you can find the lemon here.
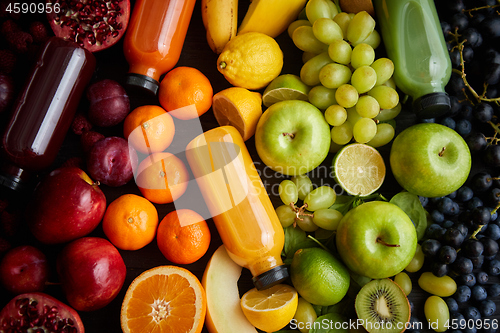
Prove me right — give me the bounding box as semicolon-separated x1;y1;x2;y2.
240;284;298;332
332;143;386;197
212;87;263;141
290;247;350;306
262;74;311;107
217;32;284;90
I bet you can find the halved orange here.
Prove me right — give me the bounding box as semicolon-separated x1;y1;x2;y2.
121;265;206;333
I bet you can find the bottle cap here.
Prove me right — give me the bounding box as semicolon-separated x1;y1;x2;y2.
125;73;159;95
252;264;289;290
0;165;32;193
413;92;451;119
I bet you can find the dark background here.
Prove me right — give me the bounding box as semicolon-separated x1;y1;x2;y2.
0;0;497;332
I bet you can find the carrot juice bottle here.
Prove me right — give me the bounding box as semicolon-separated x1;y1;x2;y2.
185;126;288;290
123;0;196;95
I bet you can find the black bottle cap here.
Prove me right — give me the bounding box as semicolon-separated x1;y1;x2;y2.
413;92;451;119
252;264;289;290
125;73;159;95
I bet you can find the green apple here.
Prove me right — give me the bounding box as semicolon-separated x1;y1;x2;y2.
389;123;471;198
255;100;331;176
335;201;417;279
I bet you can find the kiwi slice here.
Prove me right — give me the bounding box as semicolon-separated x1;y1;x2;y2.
354;278;411;333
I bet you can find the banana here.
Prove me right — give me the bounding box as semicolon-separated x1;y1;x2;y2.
201;0;238;54
238;0;308;38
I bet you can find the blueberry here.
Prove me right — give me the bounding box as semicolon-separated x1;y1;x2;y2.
488;283;500;297
446;297;459;313
476;271;489;284
430;210;445;224
471;285;488;301
459;273;476;287
444;227;466;248
487;259;500;275
457;186;474;202
437;197;456;215
441;116;456;129
454;285;472;303
467;197;484;211
463;306;481;321
426;224;447;241
480;299;496;317
456;118;472;137
419;196;429;207
442;220;455;228
472;206;492;225
421;238;441;257
431;262;449;277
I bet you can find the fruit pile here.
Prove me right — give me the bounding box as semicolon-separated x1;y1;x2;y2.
0;0;500;332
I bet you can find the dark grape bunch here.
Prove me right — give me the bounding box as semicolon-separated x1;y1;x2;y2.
424;0;500;170
402;2;500;332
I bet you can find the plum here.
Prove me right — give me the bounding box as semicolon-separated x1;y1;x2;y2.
0;245;49;294
87;136;137;187
0;74;14;114
86;79;130;127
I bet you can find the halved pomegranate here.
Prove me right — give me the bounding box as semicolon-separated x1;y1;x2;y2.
0;292;84;332
46;0;130;53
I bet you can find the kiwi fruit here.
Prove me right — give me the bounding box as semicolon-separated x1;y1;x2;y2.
354;278;411;333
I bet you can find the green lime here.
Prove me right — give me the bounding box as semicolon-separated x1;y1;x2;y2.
332;143;386;197
290;247;350;306
262;74;311;107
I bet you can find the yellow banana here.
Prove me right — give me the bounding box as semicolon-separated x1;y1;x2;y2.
201;0;238;54
238;0;308;38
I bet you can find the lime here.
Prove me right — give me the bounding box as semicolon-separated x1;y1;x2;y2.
262;74;311;107
290;247;350;306
332;143;386;196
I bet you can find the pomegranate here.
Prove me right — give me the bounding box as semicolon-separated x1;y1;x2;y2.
0;292;84;332
46;0;131;53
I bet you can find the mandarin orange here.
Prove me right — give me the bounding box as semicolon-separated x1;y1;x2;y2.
102;194;159;251
158;66;213;120
135;152;189;204
157;209;211;265
123;105;175;154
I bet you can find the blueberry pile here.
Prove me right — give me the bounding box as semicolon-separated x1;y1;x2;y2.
400;1;500;332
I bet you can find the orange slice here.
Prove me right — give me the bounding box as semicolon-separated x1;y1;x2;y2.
120;266;206;333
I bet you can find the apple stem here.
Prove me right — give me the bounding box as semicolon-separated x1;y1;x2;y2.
438;147;446;157
376;238;400;247
282;132;295;139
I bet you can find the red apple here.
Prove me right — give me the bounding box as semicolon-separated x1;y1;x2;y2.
57;237;126;312
27;166;106;244
0;245;49;294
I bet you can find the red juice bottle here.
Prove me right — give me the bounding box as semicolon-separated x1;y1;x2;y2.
0;37;96;193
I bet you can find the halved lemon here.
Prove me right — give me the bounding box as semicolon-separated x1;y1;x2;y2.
333;143;386;197
240;284;298;332
120;265;206;333
212;87;262;141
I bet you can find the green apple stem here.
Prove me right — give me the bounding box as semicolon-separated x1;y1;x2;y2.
438;147;446;157
282;132;295;139
376;238;400;247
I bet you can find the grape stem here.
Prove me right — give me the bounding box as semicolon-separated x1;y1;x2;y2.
376;238;400;247
449;30;500;106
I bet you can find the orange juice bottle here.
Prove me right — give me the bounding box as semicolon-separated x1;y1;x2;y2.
185;126;288;290
123;0;196;95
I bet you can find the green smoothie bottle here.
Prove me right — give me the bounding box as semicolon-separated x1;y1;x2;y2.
373;0;452;119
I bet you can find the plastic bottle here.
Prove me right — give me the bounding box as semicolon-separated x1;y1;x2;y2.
185;126;288;290
373;0;452;119
0;37;96;193
123;0;197;95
